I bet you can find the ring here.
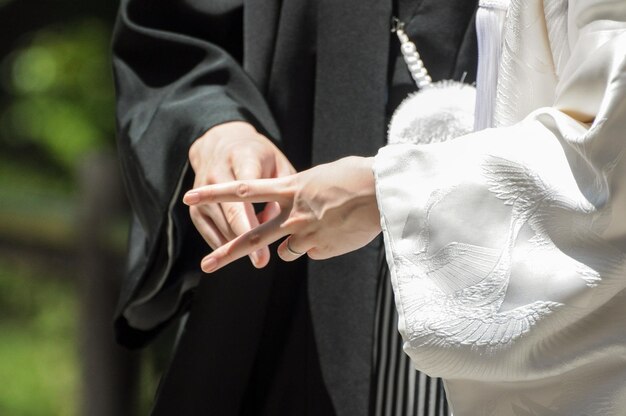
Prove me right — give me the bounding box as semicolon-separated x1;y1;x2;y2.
286;237;304;256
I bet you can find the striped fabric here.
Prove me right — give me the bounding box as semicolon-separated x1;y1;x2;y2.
372;260;450;416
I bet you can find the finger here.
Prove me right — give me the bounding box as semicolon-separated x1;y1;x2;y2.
183;177;293;205
189;207;228;250
197;203;237;241
231;152;269;181
200;213;290;273
219;200;256;236
216;200;270;266
214;169;265;263
194;192;260;259
257;202;281;224
277;234;314;262
275;154;297;177
231;153;273;267
201;168;270;267
192;165;239;241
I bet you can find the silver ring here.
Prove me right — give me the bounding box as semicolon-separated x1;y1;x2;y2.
286;237;304;256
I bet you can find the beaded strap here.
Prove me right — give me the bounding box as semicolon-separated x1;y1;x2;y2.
391;17;432;89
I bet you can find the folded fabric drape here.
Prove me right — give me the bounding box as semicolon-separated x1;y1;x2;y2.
375;0;626;414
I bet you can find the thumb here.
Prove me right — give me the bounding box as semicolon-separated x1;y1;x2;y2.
230;153;270;268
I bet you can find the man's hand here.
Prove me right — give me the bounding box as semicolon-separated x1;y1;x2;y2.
188;121;295;268
183;156;382;273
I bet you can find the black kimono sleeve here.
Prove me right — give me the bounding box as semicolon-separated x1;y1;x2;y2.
112;0;279;347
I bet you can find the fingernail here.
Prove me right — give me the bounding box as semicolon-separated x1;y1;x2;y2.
250;249;266;268
250;251;260;267
202;258;217;273
183;191;200;205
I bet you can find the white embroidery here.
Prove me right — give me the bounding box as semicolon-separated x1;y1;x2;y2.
392;179;562;350
391;155;624;355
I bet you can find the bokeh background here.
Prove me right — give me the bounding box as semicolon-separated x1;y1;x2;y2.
0;0;169;414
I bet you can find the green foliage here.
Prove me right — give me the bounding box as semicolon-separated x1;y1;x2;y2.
1;18;115;173
0;11;123;416
0;260;78;416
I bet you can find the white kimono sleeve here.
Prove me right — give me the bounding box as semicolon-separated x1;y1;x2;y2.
373;0;626;405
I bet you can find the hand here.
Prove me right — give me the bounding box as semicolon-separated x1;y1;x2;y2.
183;156;382;273
188;121;295;268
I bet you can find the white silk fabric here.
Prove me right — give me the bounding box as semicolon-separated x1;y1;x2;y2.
374;0;626;415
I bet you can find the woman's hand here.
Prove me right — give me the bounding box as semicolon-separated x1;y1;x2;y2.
183;156;382;273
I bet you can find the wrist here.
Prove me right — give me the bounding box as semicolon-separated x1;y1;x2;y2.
189;121;257;167
340;156;380;231
351;156;376;196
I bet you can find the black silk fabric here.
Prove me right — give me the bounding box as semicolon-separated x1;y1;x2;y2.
112;0;477;414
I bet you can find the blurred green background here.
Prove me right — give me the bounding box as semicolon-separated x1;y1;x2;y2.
0;1;165;414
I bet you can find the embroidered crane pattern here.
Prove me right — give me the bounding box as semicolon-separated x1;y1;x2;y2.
391;155;622;351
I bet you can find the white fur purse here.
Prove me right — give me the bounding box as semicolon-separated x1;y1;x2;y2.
387;18;476;145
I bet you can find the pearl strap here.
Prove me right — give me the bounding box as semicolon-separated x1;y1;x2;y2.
391;17;432;89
